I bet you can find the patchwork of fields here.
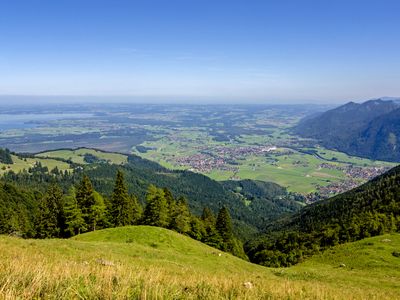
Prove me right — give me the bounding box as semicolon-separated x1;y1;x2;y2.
0;104;397;197
136;128;396;195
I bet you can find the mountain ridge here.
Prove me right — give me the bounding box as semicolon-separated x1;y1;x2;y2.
294;98;400;162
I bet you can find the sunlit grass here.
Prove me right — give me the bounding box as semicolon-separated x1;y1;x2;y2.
1;226;399;299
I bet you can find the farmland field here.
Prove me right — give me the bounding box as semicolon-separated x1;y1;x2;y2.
0;103;397;198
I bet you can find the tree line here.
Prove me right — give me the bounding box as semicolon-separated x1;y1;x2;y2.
3;170;247;259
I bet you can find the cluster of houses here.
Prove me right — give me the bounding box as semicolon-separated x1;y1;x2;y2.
174;145;277;173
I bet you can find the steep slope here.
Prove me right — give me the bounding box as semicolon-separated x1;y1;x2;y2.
221;179;303;223
294;98;400;161
352;108;400;161
0;226;399;299
247;164;400;266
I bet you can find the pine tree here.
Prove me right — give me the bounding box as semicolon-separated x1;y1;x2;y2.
163;187;176;225
76;175;96;228
90;191;107;231
200;206;222;247
35;184;63;238
0;148;13;164
130;194;143;225
111;170;134;226
170;196;191;234
201;206;215;227
216;206;234;251
142;185;168;227
188;216;206;241
63;187;86;236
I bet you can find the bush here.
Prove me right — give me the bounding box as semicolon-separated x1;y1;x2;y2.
392;251;400;258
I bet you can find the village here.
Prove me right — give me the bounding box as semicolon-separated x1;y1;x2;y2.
318;163;391;180
174;145;277;172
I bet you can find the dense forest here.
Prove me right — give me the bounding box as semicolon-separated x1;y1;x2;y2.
246;164;400;267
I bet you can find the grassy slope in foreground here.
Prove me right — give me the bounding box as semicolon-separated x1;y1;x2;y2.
0;226;399;299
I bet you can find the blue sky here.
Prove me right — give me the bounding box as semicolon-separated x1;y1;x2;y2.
0;0;399;103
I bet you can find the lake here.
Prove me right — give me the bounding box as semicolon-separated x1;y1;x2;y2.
0;113;94;130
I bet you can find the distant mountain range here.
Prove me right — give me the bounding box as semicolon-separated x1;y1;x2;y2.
294;98;400;162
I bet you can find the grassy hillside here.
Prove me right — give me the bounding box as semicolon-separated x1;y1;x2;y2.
0;226;399;299
284;233;400;297
0;148;127;176
0;154;71;175
36;148;128;165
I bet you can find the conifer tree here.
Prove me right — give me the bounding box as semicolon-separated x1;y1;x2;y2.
0;148;13;164
91;191;107;231
142;185;168;227
111;170;134;226
35;184;63;238
170;196;191;234
76;175;96;229
63;187;86;236
200;206;222;247
201;206;215;227
216;206;234;251
130;194;143;225
188;216;206;240
163;187;176;225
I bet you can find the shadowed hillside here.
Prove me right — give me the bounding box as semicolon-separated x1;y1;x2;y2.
294;99;400;162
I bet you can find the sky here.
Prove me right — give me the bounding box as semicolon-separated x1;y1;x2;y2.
0;0;400;104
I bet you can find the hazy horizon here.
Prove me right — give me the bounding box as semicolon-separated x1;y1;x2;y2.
0;94;398;106
1;1;400;103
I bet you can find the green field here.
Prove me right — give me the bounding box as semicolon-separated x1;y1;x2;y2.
137;129;397;193
0;226;399;299
207;151;346;193
36;148;128;165
0;148;129;176
0;154;71;175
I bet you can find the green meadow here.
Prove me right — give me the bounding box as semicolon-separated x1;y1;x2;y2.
0;154;71;175
0;226;399;299
36;148;128;165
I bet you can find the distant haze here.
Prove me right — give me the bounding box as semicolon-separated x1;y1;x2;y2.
1;1;400;104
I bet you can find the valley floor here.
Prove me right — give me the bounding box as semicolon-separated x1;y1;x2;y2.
0;226;399;299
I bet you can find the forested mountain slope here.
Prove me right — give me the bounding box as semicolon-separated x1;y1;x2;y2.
246;164;400;266
351;108;400;161
294;99;400;161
